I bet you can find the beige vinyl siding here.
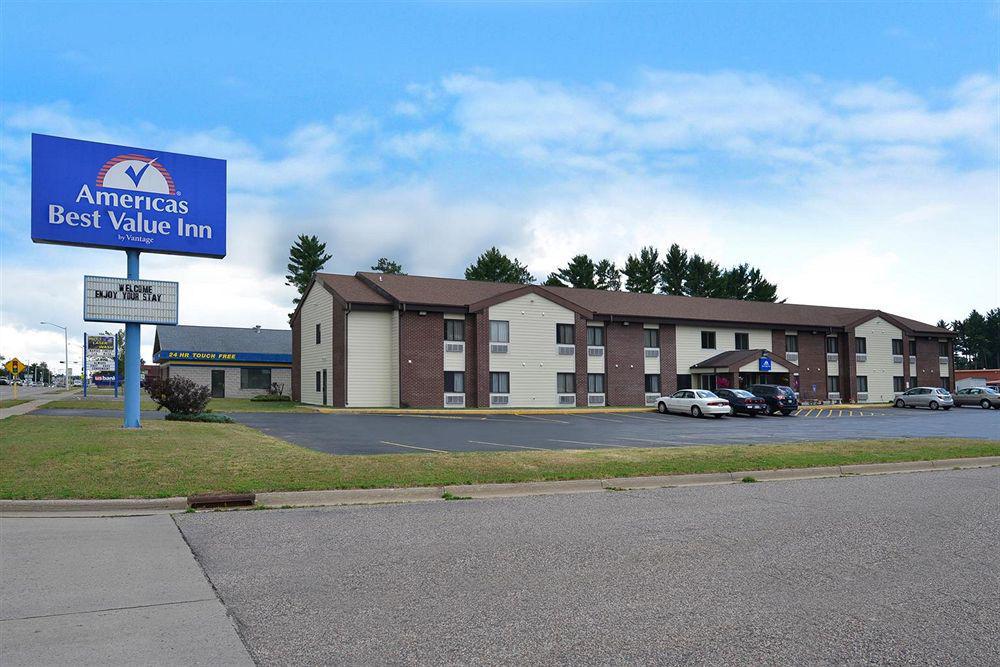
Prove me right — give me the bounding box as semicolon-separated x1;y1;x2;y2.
489;293;575;407
299;284;332;406
675;326;771;373
346;310;394;407
389;310;400;405
853;316;902;403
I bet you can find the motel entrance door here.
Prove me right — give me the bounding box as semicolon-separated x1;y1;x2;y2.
211;370;225;398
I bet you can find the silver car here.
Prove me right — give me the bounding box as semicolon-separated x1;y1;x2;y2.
952;386;1000;409
894;387;954;410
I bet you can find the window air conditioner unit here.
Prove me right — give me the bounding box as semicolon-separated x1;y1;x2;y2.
444;394;465;407
938;356;949;365
826;353;839;362
786;352;799;363
644;348;660;358
856;392;868;402
557;345;575;355
587;346;604;357
490;343;509;354
490;394;509;406
828;392;841;401
645;393;659;406
892;355;903;363
558;394;575;406
588;393;605;406
855;353;867;362
444;342;465;354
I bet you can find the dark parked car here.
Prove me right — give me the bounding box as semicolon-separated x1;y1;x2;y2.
749;384;799;416
951;386;1000;409
715;388;768;416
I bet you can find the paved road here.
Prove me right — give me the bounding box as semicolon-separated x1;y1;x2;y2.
233;407;998;455
177;467;1000;665
0;514;251;666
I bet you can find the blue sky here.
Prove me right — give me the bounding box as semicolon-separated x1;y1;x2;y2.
1;1;998;367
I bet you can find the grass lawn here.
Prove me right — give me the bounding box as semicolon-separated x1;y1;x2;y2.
1;415;997;499
40;397;309;412
0;398;31;409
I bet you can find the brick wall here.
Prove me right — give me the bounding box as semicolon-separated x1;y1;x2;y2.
902;334;912;387
169;365;292;399
291;316;301;402
841;331;855;402
914;337;940;387
796;331;827;401
574;314;588;406
330;300;347;407
474;312;490;407
465;314;480;407
399;311;444;407
770;330;786;357
659;324;677;396
605;322;645;406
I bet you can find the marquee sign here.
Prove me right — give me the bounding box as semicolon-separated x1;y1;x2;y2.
86;334;116;372
31;134;226;258
84;275;179;325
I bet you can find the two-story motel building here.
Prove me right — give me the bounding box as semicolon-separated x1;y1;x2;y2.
290;272;954;408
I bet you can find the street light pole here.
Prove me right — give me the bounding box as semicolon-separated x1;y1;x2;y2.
41;322;69;389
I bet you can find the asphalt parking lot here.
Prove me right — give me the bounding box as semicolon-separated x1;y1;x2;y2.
176;467;1000;665
234;406;998;456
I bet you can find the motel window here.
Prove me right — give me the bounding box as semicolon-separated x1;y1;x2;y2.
588;373;605;394
489;320;509;343
857;376;868;393
940;376;950;390
700;331;716;349
909;339;917;356
827;375;839;393
676;374;692;390
556;323;575;345
316;371;321;393
825;337;839;354
938;341;949;357
241;367;271;391
645;374;661;394
315;323;321;344
785;334;798;353
893;376;905;393
444;371;465;394
734;332;749;350
490;372;509;394
557;373;576;394
910;376;917;388
644;329;659;348
444;320;465;342
587;326;605;347
855;337;867;354
892;339;903;355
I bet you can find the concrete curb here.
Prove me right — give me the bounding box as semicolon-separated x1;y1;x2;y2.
2;457;996;514
310;407;656;416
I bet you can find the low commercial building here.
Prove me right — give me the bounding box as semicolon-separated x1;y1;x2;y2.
291;272;954;408
153;325;292;398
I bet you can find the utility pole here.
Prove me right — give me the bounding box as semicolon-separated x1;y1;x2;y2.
41;321;69;389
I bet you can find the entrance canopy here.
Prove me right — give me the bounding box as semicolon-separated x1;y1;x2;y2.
690;349;798;375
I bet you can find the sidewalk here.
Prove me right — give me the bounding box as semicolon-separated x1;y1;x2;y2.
0;514;251;665
0;389;79;419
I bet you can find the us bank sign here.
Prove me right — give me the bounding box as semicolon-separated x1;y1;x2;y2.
31;134;226;257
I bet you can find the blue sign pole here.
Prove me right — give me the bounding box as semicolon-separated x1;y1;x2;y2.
83;333;88;398
114;333;119;399
124;250;141;429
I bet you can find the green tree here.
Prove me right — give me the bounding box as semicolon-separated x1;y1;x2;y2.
550;255;597;289
684;254;724;297
623;246;660;293
371;257;405;274
595;259;622;291
465;247;534;284
543;273;566;287
286;235;332;307
744;267;780;302
659;243;688;295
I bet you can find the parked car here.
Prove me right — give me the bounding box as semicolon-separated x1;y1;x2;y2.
748;384;799;416
893;387;953;410
72;378;83;387
656;389;730;418
715;388;768;416
0;378;8;385
952;386;1000;409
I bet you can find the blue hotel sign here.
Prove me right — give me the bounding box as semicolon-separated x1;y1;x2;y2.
31;134;226;258
758;356;773;372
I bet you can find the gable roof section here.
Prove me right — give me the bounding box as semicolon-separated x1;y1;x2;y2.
314;271;948;336
691;348;799;372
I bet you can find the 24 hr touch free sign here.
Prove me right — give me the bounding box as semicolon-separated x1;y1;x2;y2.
31;134;227;258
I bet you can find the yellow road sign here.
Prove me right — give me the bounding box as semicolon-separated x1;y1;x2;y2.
4;358;26;375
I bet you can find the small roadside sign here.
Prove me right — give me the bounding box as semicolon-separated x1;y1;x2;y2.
4;358;26;375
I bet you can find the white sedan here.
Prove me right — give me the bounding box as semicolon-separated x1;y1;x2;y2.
656;389;731;418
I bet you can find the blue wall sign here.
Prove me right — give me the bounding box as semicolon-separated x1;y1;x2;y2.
31;134;226;258
153;350;292;364
758;356;772;372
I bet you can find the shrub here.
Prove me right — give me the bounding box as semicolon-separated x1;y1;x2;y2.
146;376;211;415
251;394;292;402
164;412;234;423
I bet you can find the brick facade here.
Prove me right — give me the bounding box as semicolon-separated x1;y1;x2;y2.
291;315;301;402
659;324;677;397
331;300;347;407
841;331;855;402
796;331;828;402
399;311;445;408
770;329;786;357
574;314;588;406
605;322;645;406
914;336;941;387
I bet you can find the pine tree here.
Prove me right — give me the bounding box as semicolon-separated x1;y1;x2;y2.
745;267;780;302
622;246;660;293
595;259;622;291
371;258;405;274
684;254;723;297
465;247;534;284
551;255;597;289
543;274;567;287
659;243;688;295
286;235;332;306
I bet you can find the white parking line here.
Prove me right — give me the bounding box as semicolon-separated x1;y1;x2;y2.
516;414;570;424
469;440;548;451
380;440;447;453
575;414;626;423
549;438;630;449
617;436;671;443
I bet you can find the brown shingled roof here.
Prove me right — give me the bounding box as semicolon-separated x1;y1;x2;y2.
316;273;391;305
355;271;518;307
